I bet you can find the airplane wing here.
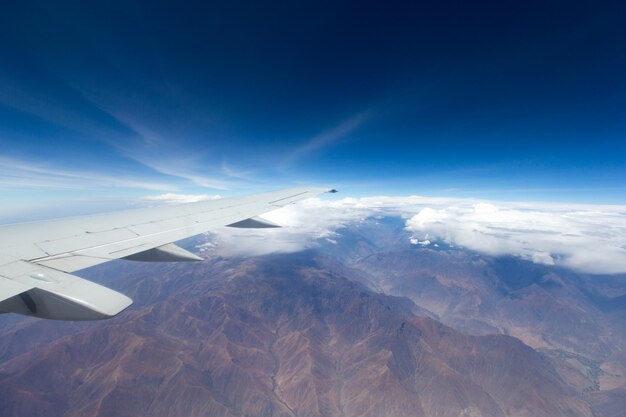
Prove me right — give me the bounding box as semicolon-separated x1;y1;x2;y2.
0;187;334;321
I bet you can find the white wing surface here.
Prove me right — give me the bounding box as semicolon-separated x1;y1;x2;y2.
0;187;333;320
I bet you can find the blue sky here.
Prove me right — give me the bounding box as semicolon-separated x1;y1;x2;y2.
1;1;625;222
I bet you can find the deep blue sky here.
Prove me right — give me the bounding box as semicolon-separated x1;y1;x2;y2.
1;0;625;220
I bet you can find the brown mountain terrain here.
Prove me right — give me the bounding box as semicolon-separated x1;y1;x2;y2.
318;218;626;395
0;216;624;416
0;254;592;417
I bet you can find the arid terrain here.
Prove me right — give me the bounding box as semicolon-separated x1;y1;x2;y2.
0;217;624;417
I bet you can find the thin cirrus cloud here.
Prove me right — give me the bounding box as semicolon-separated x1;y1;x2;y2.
93;109;250;191
2;74;252;192
0;156;175;191
198;196;626;275
118;149;236;191
280;111;371;168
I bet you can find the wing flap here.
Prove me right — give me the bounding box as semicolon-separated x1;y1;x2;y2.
127;216;199;236
0;277;32;302
30;254;105;273
0;264;132;320
37;228;139;255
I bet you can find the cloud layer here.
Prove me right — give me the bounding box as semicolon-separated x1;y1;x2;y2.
202;196;626;275
404;202;626;274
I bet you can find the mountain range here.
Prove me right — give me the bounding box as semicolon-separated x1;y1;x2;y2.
0;216;624;417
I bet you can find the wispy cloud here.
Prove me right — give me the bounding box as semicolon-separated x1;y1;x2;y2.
220;161;260;182
281;111;371;167
2;74;251;191
118;150;235;190
94;112;246;191
0;156;175;191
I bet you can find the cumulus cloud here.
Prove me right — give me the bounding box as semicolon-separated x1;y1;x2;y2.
405;202;626;274
202;196;626;275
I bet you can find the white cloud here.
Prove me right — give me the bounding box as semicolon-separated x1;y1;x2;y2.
404;202;626;274
202;196;626;275
145;193;222;204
